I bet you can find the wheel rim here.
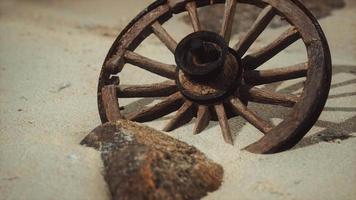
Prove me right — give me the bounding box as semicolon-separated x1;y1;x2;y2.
97;0;331;154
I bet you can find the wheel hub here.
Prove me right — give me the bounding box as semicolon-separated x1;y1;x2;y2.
98;0;332;153
175;31;242;104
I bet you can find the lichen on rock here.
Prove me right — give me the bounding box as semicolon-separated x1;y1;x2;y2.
81;120;223;200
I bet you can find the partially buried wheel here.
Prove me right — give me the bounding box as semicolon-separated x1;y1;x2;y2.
97;0;331;154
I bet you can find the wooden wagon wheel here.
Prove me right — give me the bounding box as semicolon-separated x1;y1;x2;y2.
97;0;331;154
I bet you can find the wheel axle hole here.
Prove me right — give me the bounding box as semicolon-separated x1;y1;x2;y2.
190;42;222;66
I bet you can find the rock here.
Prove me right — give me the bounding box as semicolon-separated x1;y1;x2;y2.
81;120;223;200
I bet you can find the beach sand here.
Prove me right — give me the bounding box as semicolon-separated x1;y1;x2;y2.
0;0;355;199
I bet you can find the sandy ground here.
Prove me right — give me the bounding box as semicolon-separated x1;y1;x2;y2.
0;0;355;200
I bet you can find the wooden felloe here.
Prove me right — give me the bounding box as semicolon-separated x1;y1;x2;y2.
97;0;331;154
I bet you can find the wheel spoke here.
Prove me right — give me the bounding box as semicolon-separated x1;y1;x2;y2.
101;85;123;122
117;81;177;98
214;104;233;144
220;0;237;43
151;21;177;53
244;62;308;85
107;75;120;85
234;5;275;56
230;97;273;134
240;85;299;107
193;105;211;134
163;101;195;132
126;92;184;122
103;5;171;74
185;2;201;32
124;50;176;79
242;27;301;70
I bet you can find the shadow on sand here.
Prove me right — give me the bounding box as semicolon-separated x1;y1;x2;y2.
121;64;356;150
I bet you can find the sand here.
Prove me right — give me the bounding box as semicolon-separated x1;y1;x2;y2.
0;0;355;200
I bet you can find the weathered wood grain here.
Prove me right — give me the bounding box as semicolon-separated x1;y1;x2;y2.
98;0;332;154
230;97;273;134
214;104;233;144
117;81;177;98
124;50;177;79
185;1;201;32
243;27;301;70
234;5;275;56
163;101;195;132
240;85;299;107
102;85;123;121
193;106;211;135
105;5;170;73
220;0;237;43
127;92;185;122
152;21;178;53
244;62;308;85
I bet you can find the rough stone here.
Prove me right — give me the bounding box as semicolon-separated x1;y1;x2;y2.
81;120;223;200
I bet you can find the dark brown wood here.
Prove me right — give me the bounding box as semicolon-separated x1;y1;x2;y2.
163;101;195;132
220;0;237;43
243;27;301;70
117;81;177;98
240;85;299;107
214;104;233;144
185;1;201;32
81;121;223;200
242;0;331;154
127;92;185;122
230;97;273;134
176;52;240;103
151;21;178;53
234;5;275;56
104;5;170;73
102;85;123;122
193;106;211;135
98;0;332;154
244;62;308;85
168;0;186;9
124;50;177;79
